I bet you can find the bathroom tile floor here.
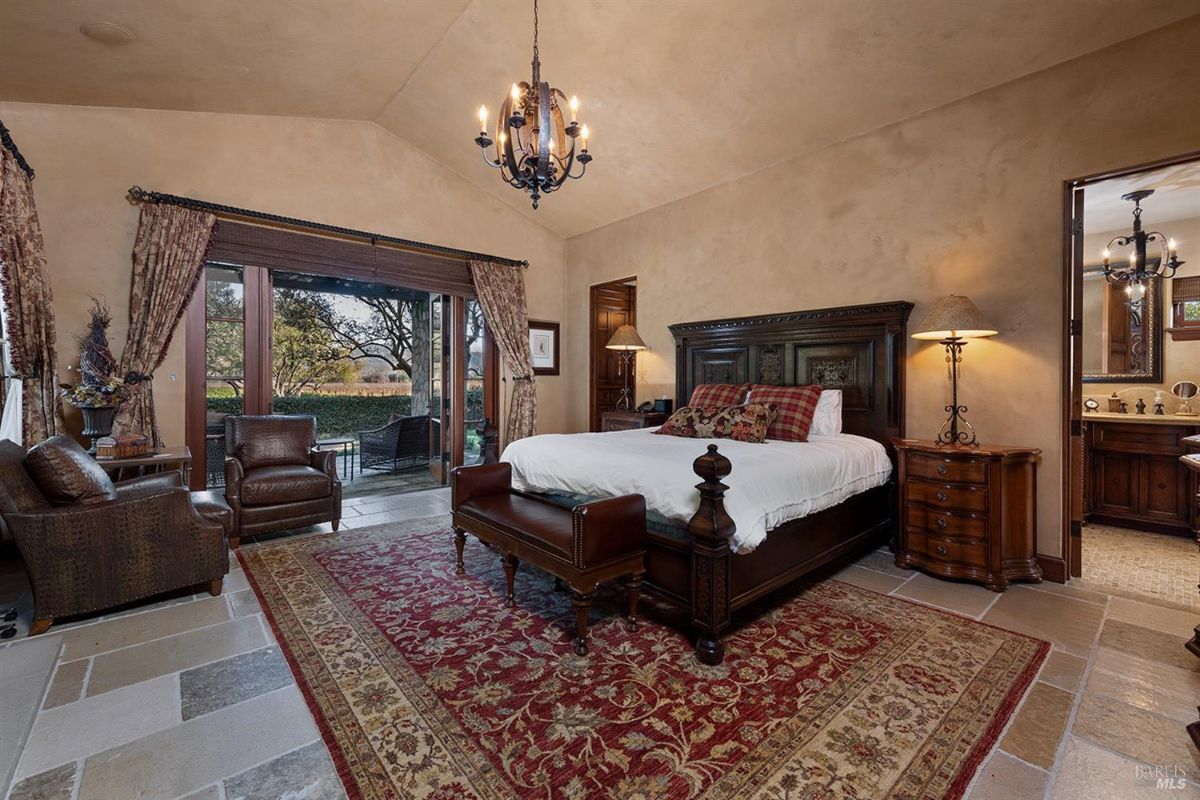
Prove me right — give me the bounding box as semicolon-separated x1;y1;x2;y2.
1079;523;1199;610
0;488;1197;799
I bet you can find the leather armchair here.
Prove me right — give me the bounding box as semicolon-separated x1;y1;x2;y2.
223;415;341;547
0;438;229;635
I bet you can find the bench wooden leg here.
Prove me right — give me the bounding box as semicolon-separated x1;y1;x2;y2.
454;528;467;575
623;572;643;632
571;590;593;656
501;553;519;608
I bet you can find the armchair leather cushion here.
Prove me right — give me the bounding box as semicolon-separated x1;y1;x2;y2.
225;415;315;470
26;435;117;506
240;465;331;506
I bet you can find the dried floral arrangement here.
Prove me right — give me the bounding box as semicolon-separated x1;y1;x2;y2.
59;299;130;408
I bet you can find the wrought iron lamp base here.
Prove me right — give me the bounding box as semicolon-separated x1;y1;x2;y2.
934;337;979;448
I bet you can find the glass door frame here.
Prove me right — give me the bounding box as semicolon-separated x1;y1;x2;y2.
185;267;498;491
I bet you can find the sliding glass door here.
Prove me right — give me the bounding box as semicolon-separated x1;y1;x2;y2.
185;265;496;493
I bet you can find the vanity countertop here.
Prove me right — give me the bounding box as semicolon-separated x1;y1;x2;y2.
1084;411;1200;426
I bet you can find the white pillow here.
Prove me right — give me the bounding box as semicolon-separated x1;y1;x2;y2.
808;389;842;436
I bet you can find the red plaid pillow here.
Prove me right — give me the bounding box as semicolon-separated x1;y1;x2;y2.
745;384;824;442
688;383;749;408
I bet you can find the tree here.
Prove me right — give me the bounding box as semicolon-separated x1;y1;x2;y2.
307;295;434;415
271;290;357;395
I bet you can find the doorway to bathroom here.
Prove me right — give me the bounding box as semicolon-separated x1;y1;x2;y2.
1063;151;1200;611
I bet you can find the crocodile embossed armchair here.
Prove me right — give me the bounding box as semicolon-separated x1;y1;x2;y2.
0;437;229;636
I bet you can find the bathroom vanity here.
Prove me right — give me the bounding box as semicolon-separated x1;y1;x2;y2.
1084;412;1200;536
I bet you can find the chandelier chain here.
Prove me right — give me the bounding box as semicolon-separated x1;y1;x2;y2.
532;0;540;66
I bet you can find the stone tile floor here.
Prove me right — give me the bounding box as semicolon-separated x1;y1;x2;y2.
0;486;1196;799
1078;524;1199;610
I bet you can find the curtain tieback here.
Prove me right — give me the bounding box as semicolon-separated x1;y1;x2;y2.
512;374;534;383
124;372;153;384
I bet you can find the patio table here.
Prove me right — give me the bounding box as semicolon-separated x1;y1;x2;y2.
316;437;355;481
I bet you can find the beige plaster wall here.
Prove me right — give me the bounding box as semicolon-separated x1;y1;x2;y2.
563;16;1200;559
0;101;568;446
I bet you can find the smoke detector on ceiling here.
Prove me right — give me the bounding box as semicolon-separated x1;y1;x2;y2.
79;22;136;45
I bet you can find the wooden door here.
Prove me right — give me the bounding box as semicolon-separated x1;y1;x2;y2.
589;279;636;431
1067;185;1086;576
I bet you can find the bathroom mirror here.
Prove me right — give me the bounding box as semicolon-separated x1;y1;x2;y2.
1081;266;1162;383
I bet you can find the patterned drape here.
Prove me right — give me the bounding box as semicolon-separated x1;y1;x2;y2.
0;150;63;447
113;204;216;446
469;260;536;443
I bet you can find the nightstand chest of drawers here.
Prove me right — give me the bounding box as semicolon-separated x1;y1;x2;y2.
893;439;1042;592
600;411;669;432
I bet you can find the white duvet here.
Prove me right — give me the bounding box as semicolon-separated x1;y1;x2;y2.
501;427;892;553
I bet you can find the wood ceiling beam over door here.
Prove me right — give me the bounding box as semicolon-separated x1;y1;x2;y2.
589;278;636;432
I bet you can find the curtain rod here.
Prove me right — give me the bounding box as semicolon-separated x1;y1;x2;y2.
126;186;529;268
0;121;35;180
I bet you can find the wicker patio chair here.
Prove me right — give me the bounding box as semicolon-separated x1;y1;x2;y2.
358;414;431;472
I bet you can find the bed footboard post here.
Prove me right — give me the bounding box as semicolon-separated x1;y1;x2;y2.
687;444;735;666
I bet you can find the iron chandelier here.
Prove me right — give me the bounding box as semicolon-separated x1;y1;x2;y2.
473;0;591;209
1102;189;1184;306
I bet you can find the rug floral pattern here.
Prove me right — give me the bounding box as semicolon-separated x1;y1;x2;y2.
239;519;1048;800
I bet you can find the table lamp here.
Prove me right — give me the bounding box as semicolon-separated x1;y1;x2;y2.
605;324;647;411
911;295;998;447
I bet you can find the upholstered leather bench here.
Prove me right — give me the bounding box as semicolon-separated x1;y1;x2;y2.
451;463;647;655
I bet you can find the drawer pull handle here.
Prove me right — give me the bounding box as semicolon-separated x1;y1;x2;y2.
936;544;948;556
936;517;948;530
936;463;948;476
935;491;948;502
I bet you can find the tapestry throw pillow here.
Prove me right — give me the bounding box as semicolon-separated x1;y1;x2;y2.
655;402;778;443
687;383;750;409
26;435;118;505
746;384;824;442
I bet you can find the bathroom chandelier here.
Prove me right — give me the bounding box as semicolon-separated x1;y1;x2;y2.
1102;189;1185;305
472;0;591;209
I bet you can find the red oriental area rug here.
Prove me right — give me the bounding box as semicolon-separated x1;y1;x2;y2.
239;518;1047;800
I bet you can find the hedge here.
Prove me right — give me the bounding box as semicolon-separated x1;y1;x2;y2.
206;388;484;439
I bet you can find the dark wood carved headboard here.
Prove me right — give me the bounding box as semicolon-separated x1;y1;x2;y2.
668;301;914;446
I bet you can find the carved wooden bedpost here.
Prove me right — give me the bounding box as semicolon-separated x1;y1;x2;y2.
687;444;735;666
478;418;500;464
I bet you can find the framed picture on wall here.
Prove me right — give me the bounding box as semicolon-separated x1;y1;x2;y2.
528;320;560;376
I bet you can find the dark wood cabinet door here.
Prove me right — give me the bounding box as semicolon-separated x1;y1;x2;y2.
1140;454;1190;524
589;281;635;431
1093;452;1138;516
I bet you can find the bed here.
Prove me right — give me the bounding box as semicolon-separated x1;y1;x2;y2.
493;300;913;663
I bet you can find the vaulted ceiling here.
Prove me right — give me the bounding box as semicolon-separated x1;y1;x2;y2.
2;0;1197;237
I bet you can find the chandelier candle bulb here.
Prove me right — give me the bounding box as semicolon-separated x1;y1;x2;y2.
478;105;487;131
569;95;579;122
581;124;589;150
